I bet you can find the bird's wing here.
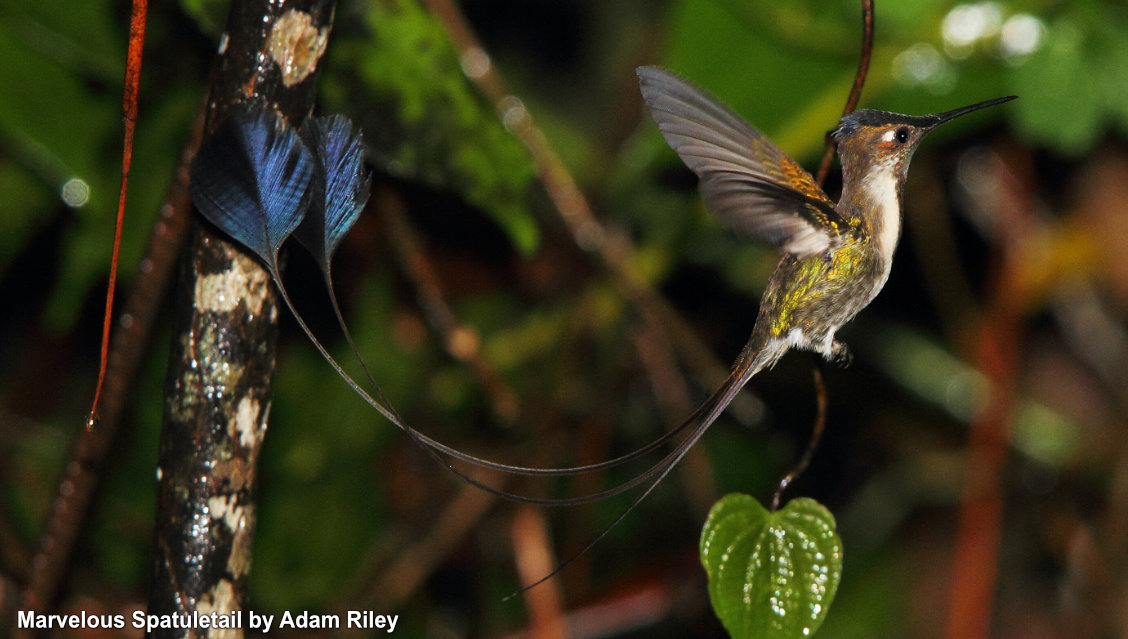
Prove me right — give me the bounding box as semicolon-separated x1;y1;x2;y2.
638;66;847;257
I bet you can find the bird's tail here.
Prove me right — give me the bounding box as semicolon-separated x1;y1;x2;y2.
682;339;787;439
511;338;786;595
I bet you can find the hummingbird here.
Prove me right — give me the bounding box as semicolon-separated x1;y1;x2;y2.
635;66;1014;476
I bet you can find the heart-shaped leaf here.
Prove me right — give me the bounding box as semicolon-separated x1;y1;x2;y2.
189;109;313;271
295;114;370;271
700;494;842;639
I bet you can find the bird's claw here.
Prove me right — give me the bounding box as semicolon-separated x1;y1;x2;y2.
830;341;853;368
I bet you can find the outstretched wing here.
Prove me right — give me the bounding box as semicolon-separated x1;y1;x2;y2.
638;66;846;256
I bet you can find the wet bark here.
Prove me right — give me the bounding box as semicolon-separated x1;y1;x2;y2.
147;1;335;636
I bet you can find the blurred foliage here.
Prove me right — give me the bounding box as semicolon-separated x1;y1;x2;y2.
2;0;1128;638
0;0;201;330
1010;2;1128;155
322;0;540;254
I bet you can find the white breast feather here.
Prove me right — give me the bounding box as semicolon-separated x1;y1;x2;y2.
861;159;901;266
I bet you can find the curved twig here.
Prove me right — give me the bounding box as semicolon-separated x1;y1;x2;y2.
379;186;521;424
771;367;828;511
419;0;744;420
17;107;201;621
815;0;874;186
775;0;874;511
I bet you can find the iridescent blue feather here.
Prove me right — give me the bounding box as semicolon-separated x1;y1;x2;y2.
295;115;370;270
189;109;313;269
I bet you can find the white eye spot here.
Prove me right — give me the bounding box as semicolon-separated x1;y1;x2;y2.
882;130;896;143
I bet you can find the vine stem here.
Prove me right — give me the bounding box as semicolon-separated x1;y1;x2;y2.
771;367;828;511
87;0;149;429
17;103;200;626
815;0;874;186
777;0;874;508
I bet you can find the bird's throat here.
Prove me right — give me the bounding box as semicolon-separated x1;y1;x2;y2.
858;160;902;276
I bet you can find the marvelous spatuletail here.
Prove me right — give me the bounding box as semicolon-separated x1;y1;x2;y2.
503;71;1016;595
636;66;1014;477
187;109;685;505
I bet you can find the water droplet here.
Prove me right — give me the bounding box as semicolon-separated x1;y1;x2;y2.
61;177;90;208
460;47;490;79
500;95;527;132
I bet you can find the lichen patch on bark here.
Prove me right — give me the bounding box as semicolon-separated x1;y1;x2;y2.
194;253;271;315
198;579;243;639
207;494;245;533
232;396;263;448
266;10;329;87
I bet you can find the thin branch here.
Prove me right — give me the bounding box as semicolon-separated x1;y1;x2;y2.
16;105;202;622
779;0;874;510
511;507;568;639
771;366;829;511
379;186;521;424
815;0;874;186
499;581;678;639
630;323;717;516
87;0;149;428
22;0;156;617
355;469;504;612
420;0;745;420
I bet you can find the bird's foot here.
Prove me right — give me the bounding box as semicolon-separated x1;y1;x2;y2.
829;341;853;368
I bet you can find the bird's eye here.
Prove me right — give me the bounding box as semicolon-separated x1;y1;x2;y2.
894;127;910;144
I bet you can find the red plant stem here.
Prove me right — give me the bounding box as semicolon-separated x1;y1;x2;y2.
512;507;568;639
946;321;1015;639
815;0;873;186
17;99;200;635
944;146;1032;639
87;0;149;429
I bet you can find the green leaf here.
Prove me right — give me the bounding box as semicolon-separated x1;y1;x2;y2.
700;494;843;639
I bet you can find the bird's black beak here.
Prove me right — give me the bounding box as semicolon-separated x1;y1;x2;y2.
929;95;1017;128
